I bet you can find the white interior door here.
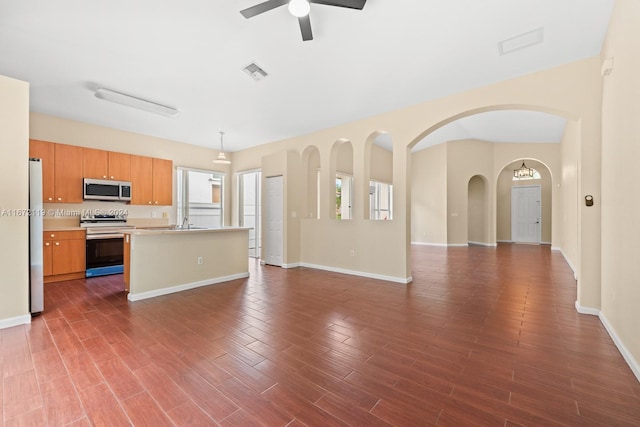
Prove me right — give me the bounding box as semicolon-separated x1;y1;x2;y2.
512;185;541;243
264;176;283;266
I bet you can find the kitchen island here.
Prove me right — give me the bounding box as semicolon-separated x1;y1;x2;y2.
123;227;250;301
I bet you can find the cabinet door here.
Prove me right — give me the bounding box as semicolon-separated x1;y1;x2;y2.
52;239;86;275
54;144;84;203
83;148;109;180
152;158;173;206
29;139;55;202
43;240;53;277
130;155;153;205
108;152;131;181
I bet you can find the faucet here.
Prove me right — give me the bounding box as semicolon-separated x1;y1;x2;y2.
181;216;189;229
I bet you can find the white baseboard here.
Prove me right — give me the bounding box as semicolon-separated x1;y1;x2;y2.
299;262;412;284
127;272;250;302
468;241;497;247
411;241;448;247
448;243;469;247
0;314;31;330
599;312;640;383
559;248;578;280
575;302;640;383
575;300;600;316
282;263;301;269
497;240;514;243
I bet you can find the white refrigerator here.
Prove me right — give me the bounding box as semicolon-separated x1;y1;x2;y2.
29;158;44;314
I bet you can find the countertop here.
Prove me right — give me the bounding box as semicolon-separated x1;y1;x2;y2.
124;226;251;236
43;226;85;232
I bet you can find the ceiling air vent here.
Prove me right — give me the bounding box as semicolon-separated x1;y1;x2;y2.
498;27;544;56
242;62;268;81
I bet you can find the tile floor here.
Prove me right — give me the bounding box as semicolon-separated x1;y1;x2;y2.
1;244;639;426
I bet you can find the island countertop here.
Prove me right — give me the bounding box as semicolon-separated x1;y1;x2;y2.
123;226;251;235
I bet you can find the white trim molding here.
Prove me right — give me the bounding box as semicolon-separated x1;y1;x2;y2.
411;242;448;247
299;262;412;284
282;263;301;269
0;314;31;330
599;313;640;383
574;300;600;316
574;301;640;383
468;241;498;247
554;247;578;280
127;272;249;302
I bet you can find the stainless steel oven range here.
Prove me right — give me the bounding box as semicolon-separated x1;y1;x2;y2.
81;214;135;278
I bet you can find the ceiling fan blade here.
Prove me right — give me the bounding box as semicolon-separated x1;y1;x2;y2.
309;0;366;10
298;15;313;41
240;0;288;18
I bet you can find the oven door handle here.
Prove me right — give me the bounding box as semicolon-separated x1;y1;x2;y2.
86;234;125;240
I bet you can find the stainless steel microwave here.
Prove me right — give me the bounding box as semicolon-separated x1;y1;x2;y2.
83;178;132;202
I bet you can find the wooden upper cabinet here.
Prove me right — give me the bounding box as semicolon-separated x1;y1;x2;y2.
152;158;173;206
29;139;55;202
54;144;84;203
83;148;131;181
108;151;131;181
83;147;109;180
130;155;153;205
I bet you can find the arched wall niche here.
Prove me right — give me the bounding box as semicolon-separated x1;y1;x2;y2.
364;131;394;220
329;138;353;219
468;174;489;245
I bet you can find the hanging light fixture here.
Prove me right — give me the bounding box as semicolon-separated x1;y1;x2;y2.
513;160;533;179
213;131;231;164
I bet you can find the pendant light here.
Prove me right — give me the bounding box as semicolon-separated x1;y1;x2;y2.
213;131;231;164
513;160;533;179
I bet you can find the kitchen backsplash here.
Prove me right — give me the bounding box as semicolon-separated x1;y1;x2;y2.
42;200;174;227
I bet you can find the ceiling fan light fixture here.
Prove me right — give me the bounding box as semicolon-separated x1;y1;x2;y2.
288;0;310;17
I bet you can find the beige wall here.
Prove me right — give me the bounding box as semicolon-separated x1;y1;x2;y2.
600;0;640;378
411;144;447;245
29;113;232;226
233;57;601;286
370;145;393;183
0;75;30;325
560;120;579;274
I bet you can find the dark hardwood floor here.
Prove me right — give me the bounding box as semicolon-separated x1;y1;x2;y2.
2;244;639;426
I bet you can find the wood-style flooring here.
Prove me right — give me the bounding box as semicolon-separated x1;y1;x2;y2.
2;244;639;426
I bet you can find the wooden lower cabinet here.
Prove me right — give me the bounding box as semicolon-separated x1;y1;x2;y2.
43;230;86;283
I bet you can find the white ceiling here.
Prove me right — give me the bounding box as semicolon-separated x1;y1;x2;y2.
0;0;613;152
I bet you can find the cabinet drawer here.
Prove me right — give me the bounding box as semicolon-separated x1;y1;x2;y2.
44;230;86;240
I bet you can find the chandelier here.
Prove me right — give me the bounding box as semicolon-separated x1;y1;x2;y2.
513;160;534;179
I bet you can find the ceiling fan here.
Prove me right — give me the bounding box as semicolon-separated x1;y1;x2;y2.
240;0;367;41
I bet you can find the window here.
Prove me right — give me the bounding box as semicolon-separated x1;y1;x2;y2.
370;181;393;220
336;174;353;220
177;167;224;228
